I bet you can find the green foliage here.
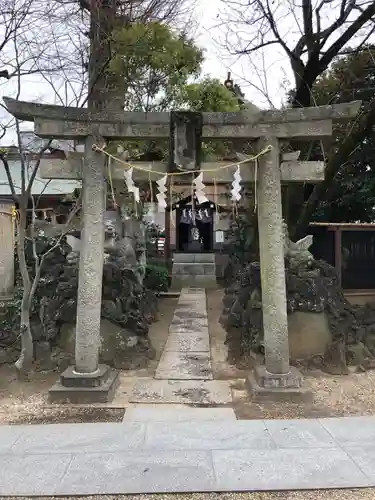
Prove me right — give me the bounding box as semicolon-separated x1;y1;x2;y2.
179;77;240;160
109;22;241;161
180;77;240;112
0;281;23;337
144;263;169;292
309;45;375;222
221;213;257;283
110;21;203;112
224;214;256;260
144;220;164;258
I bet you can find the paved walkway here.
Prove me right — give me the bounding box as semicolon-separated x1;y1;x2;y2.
1;415;375;495
130;288;233;405
2;287;375;495
155;287;212;380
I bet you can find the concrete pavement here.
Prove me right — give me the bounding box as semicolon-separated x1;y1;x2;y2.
1;415;375;495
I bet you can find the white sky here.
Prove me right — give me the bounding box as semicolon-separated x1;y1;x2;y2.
195;1;290;108
0;0;370;145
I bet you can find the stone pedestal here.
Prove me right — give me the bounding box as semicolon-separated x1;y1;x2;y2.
246;365;312;403
48;364;119;404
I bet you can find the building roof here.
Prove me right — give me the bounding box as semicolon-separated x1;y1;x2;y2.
0;131;82;196
0;158;80;196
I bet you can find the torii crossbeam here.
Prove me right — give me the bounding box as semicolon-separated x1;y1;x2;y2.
3;96;361;403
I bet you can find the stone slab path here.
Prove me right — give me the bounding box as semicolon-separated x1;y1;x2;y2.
155;288;212;380
129;378;232;404
131;287;233;404
2;416;375;495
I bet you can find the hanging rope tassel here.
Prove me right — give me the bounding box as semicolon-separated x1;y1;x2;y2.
169;175;175;231
148;168;155;219
107;157;117;209
213;176;219;214
191;173;195;225
253;158;258;213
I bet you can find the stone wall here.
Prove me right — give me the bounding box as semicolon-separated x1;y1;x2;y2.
221;259;375;374
0;235;157;370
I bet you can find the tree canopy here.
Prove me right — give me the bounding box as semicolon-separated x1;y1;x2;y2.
109;21;204;112
180;77;240;112
309;46;375;223
107;23;241;159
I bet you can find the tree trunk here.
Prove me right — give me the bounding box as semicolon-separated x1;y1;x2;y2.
14;207;34;375
15;302;34;375
285;75;317;236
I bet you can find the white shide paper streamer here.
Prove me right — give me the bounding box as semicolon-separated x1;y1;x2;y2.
156;174;168;212
231;165;242;202
193;172;209;204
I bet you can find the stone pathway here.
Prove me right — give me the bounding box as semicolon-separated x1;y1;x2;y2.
2;416;375;495
155;288;212;380
130;288;233;405
2;287;375;495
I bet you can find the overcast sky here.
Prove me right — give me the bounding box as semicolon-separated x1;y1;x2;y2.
2;0;357;145
195;1;291;108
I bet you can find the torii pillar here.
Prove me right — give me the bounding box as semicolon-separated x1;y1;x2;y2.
2;96;361;402
249;135;306;400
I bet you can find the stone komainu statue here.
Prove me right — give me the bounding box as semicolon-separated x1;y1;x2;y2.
282;221;314;271
67;207;146;285
103;207;146;285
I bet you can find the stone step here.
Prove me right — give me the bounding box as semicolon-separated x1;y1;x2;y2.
170;316;208;328
171;275;217;289
173;253;215;264
180;288;206;294
155;351;213;380
172;263;216;275
129;378;232;405
122;406;236;422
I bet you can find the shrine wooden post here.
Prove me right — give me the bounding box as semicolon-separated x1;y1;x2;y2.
3;96;360;402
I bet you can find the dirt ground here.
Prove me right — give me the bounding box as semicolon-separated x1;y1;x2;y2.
207;289;375;420
2;291;375;424
0;297;177;424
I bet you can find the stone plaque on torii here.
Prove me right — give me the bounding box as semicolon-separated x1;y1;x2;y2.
3;96;360;402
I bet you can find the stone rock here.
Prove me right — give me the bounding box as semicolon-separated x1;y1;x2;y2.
0;347;19;364
34;341;56;371
60;319;155;370
346;342;372;367
0;228;159;372
364;334;375;355
323;340;349;375
221;254;375;373
288;312;332;360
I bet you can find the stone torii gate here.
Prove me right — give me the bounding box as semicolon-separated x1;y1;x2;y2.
3;96;360;402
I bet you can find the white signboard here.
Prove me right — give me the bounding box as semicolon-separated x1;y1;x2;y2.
215;230;224;243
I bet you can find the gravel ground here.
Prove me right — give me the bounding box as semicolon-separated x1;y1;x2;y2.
6;491;375;499
2;291;375;423
0;406;124;424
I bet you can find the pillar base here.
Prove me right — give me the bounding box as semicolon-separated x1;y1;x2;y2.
48;364;119;404
246;365;312;403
